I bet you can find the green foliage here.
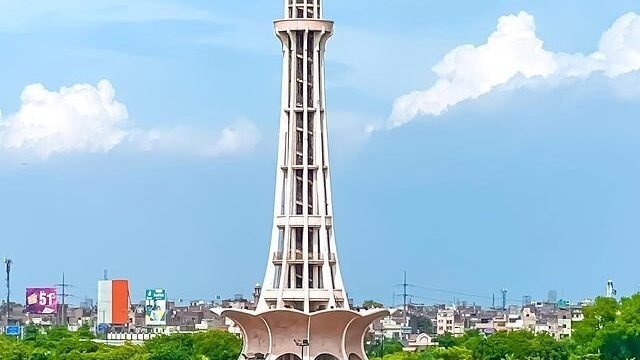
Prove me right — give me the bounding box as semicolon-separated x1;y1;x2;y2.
414;316;434;335
0;329;241;360
193;331;242;360
433;333;457;349
362;300;385;309
366;339;405;358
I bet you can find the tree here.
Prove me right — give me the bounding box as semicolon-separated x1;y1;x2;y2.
145;333;195;359
431;346;473;360
363;300;385;309
434;333;457;349
193;331;242;360
413;316;434;335
573;297;619;352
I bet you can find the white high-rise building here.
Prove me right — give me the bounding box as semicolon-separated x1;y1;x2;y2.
221;2;388;360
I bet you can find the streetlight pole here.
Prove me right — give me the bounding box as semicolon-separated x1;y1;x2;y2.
294;339;309;360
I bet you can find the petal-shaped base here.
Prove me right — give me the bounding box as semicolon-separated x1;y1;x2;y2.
221;308;390;360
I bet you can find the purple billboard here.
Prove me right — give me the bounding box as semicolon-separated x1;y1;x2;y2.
26;288;58;314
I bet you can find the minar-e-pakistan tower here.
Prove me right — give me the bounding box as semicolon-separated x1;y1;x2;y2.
221;1;388;360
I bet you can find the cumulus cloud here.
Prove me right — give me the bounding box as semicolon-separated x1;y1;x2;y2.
390;12;640;128
0;80;260;158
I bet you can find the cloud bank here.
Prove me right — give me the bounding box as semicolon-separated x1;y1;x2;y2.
0;80;259;158
390;12;640;128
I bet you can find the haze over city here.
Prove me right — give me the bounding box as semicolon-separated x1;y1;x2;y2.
1;0;640;309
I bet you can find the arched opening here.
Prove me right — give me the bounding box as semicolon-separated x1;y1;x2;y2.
315;354;339;360
349;354;363;360
277;354;302;360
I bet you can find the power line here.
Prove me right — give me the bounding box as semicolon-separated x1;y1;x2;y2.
394;293;453;305
395;283;523;305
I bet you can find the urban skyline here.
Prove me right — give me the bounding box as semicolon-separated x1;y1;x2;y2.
1;0;640;308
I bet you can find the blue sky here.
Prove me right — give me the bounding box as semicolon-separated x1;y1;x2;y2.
1;0;639;307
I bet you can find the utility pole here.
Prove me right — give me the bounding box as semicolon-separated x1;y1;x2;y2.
402;271;408;339
4;258;12;326
56;273;73;326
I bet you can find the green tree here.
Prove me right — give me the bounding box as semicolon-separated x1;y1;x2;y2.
573;297;619;353
363;300;385;309
431;346;473;360
145;333;195;359
434;333;457;349
413;316;434;335
193;331;242;360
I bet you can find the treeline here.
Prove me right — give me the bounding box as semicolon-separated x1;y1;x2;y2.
368;294;640;360
0;326;242;360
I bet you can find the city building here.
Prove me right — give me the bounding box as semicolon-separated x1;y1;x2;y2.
219;1;389;360
97;279;131;328
436;308;464;336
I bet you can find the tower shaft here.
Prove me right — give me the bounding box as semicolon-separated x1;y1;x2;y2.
221;4;390;360
258;1;345;314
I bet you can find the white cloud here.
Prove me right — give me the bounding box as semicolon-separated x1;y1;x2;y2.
205;120;261;157
0;80;260;159
596;12;640;77
390;12;640;128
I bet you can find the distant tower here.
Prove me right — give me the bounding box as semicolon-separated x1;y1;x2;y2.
501;289;508;310
606;280;617;298
547;290;558;304
220;2;388;359
253;283;262;306
522;295;532;306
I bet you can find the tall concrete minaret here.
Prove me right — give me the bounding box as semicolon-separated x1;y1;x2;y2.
220;4;389;360
257;0;347;314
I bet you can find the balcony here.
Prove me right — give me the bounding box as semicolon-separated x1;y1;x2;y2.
272;251;336;263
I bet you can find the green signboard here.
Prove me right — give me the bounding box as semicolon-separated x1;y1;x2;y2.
145;289;167;326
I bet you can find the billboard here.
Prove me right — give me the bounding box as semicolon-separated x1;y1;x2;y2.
97;280;130;325
145;289;167;326
26;288;57;314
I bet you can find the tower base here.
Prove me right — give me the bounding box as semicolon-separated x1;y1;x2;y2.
221;308;389;360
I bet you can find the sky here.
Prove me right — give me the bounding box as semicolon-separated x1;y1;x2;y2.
0;0;639;307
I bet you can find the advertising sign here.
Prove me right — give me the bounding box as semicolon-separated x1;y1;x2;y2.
26;288;57;314
145;289;167;326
